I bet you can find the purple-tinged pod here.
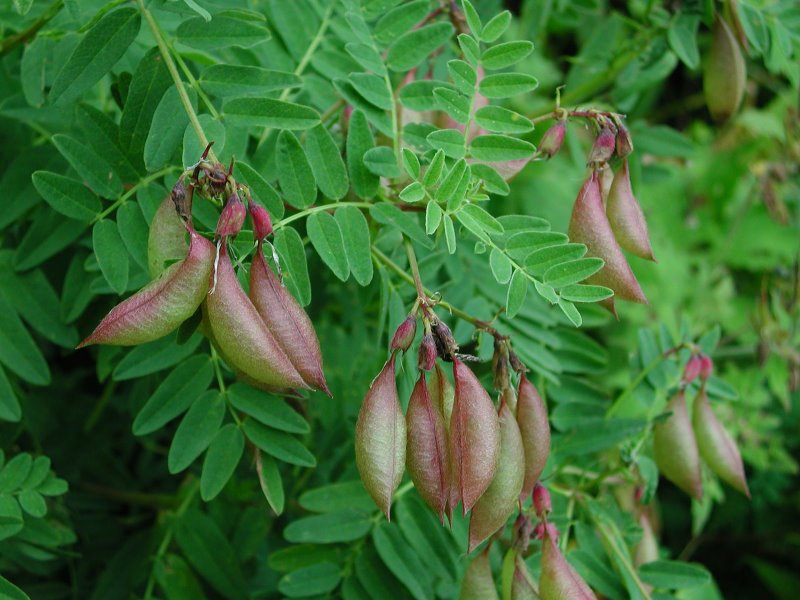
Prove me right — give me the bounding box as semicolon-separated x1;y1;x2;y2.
692;388;749;497
249;247;329;395
538;120;566;159
429;362;455;426
391;315;417;352
459;548;499;600
588;127;616;165
418;334;437;371
250;201;273;240
568;171;647;313
468;401;525;552
606;159;655;262
597;165;614;209
148;195;189;278
205;244;307;391
407;373;449;521
704;16;746;122
355;355;406;520
450;358;500;515
539;526;597;600
511;555;540;600
79;228;214;347
615;123;633;158
653;391;703;500
517;375;550;501
216;192;246;238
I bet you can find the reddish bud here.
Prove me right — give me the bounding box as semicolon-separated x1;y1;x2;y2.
216;193;246;238
532;483;551;517
391;315;417;352
418;334;437;371
653;391;703;500
250;201;273;240
170;179;192;222
533;522;558;541
433;320;458;360
615;123;634;157
606;158;655;261
699;355;713;381
588;126;616;164
683;355;703;384
517;375;551;500
538;120;566;158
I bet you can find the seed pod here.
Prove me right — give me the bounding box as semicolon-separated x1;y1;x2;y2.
683;355;703;384
216;192;246;238
249;247;329;395
433;321;458;361
429;362;455;426
511;555;539;600
615;123;634;158
355;355;406;519
588;126;616;164
692;388;749;496
148;195;189;278
468;402;525;552
250;201;273;240
450;359;500;515
459;549;499;600
407;373;449;521
533;483;551;518
418;334;437;371
539;525;597;600
597;165;614;209
704;16;746;122
170;179;193;222
517;375;550;500
568;171;647;313
502;386;517;414
634;513;659;567
606;159;655;261
79;228;214;347
391;315;417;352
538;120;566;159
653;391;703;500
205;244;307;391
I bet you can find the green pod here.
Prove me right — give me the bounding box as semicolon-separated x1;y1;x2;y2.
407;373;449;521
148;195;188;279
539;528;597;600
512;555;540;600
355;355;406;520
703;16;746;122
249;246;330;395
517;375;551;500
468;402;525;552
79;228;214;347
450;358;500;515
653;391;703;500
606;159;655;261
634;513;659;567
459;549;499;600
692;388;749;496
205;244;307;392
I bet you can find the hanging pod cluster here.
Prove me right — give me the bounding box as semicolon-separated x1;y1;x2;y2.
356;312;551;555
653;354;749;499
79;148;329;397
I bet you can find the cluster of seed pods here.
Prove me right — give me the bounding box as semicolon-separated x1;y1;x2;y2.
79;146;329;397
654;354;749;499
355;311;551;555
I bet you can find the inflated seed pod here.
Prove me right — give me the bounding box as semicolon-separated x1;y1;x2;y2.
634;512;659;567
606;158;655;261
249;246;330;395
428;362;455;426
450;358;500;515
704;16;746;122
148;195;189;278
588;126;616;164
459;548;499;600
653;391;703;500
406;373;449;520
215;192;246;238
692;388;749;496
391;315;417;352
205;244;307;391
468;401;525;552
355;355;406;520
79;227;214;347
511;555;540;600
538;120;566;159
539;526;597;600
517;375;551;500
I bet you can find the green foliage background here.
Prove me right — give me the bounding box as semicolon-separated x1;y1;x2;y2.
0;0;798;598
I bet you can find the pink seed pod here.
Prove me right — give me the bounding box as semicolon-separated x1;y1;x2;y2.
533;522;558;541
692;388;750;497
699;355;714;381
517;375;551;501
250;201;273;240
355;355;407;520
683;355;703;384
406;373;449;521
450;358;500;515
148;195;190;278
428;362;455;425
615;123;634;157
460;548;499;600
391;315;417;352
653;391;703;500
538;120;566;159
568;170;647;315
588;126;616;164
606;158;655;261
418;334;437;371
533;482;552;518
79;228;215;348
249;246;329;395
215;192;246;238
511;554;539;600
539;524;598;600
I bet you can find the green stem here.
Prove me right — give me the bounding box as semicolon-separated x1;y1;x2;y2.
93;166;179;224
0;0;64;56
606;351;675;418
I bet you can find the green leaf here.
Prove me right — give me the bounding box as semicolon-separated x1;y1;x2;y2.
32;171;101;221
558;298;582;327
374;0;431;44
480;40;534;70
132;355;213;436
557;418;645;456
228;384;309;433
639;560;711;589
0;574;30;600
18;489;47;518
176;15;270;50
481;10;512;42
307;211;350;281
443;214;456;253
0;294;50;385
559;284;613;303
667;14;701;70
447;59;477;95
154;554;207;600
243;420;316;467
116;203;150;272
52;134;122;198
506;269;527;318
349;73;393;110
461;204;503;234
113;332;204;381
347;110;379;199
474;106;534;134
470;135;535;161
423;149;446;186
543;257;604;288
224;98;321;129
398;80;451;111
458;33;481;65
299;481;375;513
426;129;466;159
144;87;195;172
370;204;433;248
168;390;226;474
506;231;567;255
274;226;311;306
400;182;426;203
471;164;509;195
345;43;386;75
92;219;129;295
284;510;372;544
277;130;317;208
0;453;32;492
49;7;141;105
425;201;442;234
335;206;373;286
434;88;470;123
490;247;513;284
303;125;349;201
402;148;420;179
278;563;342;598
524;243;587;276
13;212;85;272
200;424;245;501
373;523;431;600
235;162;284;220
387;22;454;72
363;146;401;178
0;367;22;423
183;115;225;168
461;0;482;36
200;65;302;97
479;72;539;98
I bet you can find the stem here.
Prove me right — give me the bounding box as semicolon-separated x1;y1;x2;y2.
404;238;427;302
159;24;220;120
93;166;179;223
0;0;64;56
606;347;684;418
83;379;117;432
